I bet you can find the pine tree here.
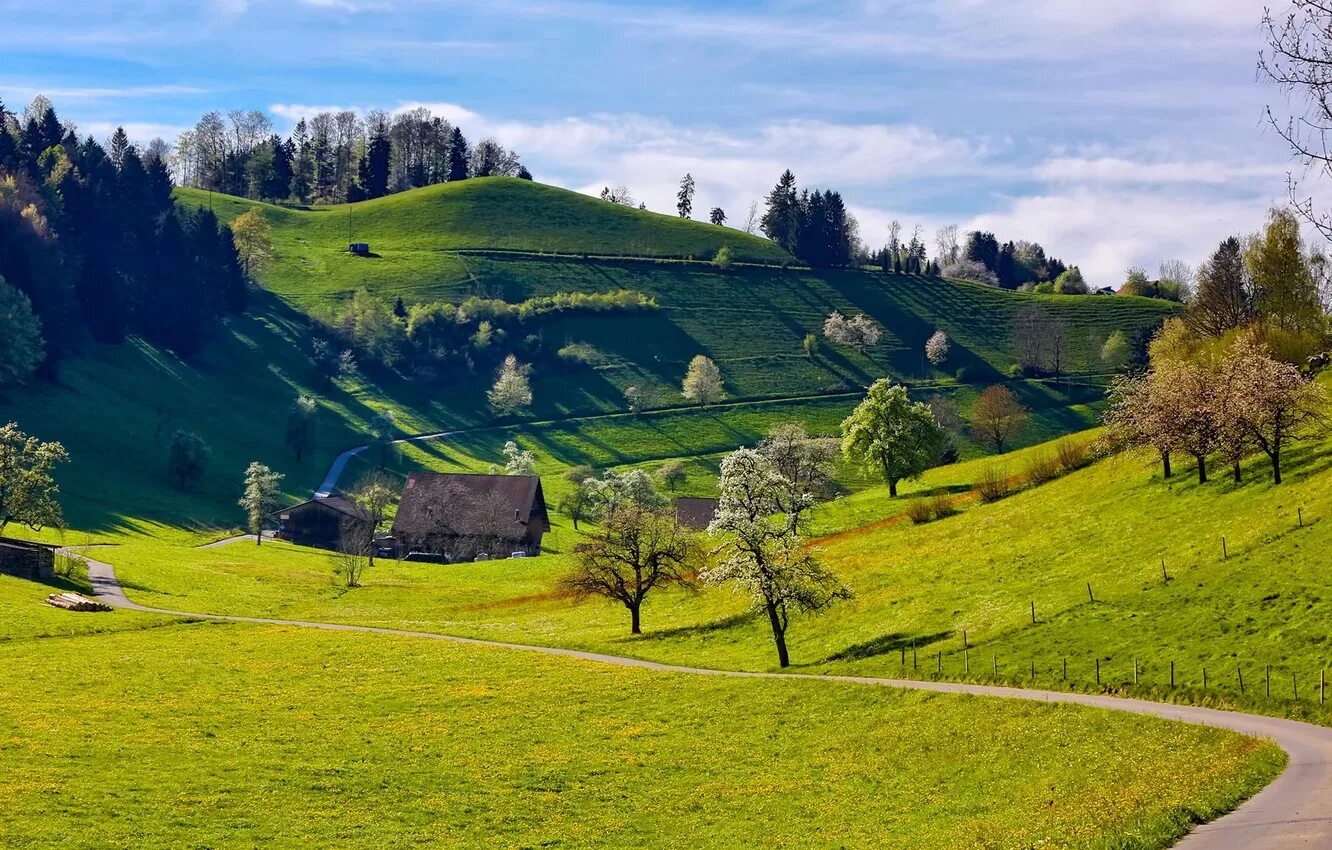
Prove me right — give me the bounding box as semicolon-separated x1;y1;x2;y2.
760;170;799;253
448;127;469;181
364;126;391;199
677;173;695;218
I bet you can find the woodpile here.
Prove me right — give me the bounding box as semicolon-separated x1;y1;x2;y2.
45;592;112;612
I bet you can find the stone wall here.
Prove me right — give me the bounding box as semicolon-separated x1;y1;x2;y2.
0;538;56;581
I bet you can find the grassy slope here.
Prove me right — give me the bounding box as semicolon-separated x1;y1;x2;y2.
95;412;1332;724
0;621;1281;849
1;177;1168;529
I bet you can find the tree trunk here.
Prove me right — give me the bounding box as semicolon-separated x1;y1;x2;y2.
1233;459;1242;483
1271;446;1282;485
1161;451;1172;479
888;478;898;498
630;604;641;635
764;601;790;668
1195;453;1207;484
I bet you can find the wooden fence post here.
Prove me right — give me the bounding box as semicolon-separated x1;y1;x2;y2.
1299;507;1304;528
1238;667;1244;695
912;642;917;670
1087;582;1094;603
1062;657;1067;681
1266;665;1271;698
937;651;942;674
1203;667;1208;690
1031;600;1036;624
1030;659;1035;681
1321;669;1325;706
1161;559;1168;583
1095;658;1101;686
1170;660;1175;688
1222;537;1227;560
1133;658;1139;686
964;648;970;675
1293;672;1298;700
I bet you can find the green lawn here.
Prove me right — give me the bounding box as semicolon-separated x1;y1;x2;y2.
0;620;1282;849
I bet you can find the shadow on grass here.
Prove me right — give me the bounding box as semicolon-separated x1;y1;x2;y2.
632;610;760;641
823;629;954;663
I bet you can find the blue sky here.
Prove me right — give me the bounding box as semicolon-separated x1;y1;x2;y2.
0;0;1300;283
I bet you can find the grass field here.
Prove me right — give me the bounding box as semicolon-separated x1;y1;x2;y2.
79;407;1332;727
0;619;1283;849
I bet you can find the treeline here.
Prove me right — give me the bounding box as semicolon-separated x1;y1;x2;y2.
316;288;655;383
175;106;530;206
0;97;245;384
760;170;858;267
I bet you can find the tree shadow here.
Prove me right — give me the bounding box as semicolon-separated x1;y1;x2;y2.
822;629;954;663
632;610;760;641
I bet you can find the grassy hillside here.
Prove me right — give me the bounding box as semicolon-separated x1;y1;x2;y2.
89;401;1332;725
0;620;1280;850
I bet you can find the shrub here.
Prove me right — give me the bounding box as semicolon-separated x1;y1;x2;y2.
973;465;1011;503
713;245;733;270
928;493;957;519
1056;439;1090;472
905;498;934;524
1023;452;1060;486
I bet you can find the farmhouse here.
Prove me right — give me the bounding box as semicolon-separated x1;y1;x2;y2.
272;494;373;551
674;497;719;531
391;472;550;562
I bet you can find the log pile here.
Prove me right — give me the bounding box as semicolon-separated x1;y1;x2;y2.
45;592;112;612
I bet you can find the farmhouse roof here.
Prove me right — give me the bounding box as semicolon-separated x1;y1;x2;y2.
392;472;550;539
675;497;719;531
274;494;372;521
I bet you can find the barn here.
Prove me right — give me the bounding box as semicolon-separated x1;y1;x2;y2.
391;472;550;562
272;494;373;551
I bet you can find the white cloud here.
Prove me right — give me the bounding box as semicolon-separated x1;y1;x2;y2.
0;83;206;102
1035;156;1286;186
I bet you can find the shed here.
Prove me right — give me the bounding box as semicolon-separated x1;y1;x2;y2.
0;537;56;581
391;472;550;562
675;497;719;531
273;494;373;551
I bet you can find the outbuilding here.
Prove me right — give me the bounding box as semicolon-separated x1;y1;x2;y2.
272;494;373;551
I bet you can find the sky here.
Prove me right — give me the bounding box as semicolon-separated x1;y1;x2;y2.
0;0;1306;284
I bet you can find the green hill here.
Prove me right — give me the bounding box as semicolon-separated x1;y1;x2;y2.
0;178;1176;530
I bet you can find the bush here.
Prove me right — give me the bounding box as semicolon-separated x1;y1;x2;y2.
713;245;733;270
973;465;1011;503
1056;439;1090;472
955;365;980;383
905;498;934;524
1023;452;1060;486
928;493;957;519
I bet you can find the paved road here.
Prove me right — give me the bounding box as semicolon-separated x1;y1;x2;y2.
81;552;1332;848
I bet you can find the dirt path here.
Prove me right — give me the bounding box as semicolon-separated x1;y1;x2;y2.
80;551;1332;849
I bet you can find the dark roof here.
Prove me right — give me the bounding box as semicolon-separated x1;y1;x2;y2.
392;472;549;539
675;497;719;531
275;494;372;522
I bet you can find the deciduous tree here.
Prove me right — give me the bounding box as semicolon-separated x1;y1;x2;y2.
489;354;533;414
682;355;723;406
925;330;950;365
841;380;945;498
167;430;210;491
561;505;696;634
0;277;42;386
284;395;318;463
351;471;397;567
0;422;68;534
238;461;283;546
230;208;272;279
970;386;1028;454
701;448;850;667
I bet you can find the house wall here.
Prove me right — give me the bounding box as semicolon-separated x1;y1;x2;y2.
0;538;55;581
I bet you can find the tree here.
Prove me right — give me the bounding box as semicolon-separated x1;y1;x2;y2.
970;386;1028;453
623;385;644;417
557;483;596;531
702;448;850;667
1188;237;1252;336
963;231;1000;272
1225;334;1326;484
1100;330;1133;371
840;380;945;498
369;408;397;468
0;422;68;534
823;311;882;354
925;330;950;366
351;471;397;567
238;461;283;546
501;440;536;475
675;173;695;219
583;468;665;520
760;423;838;524
743;201;759;234
713;245;733;270
1156;360;1220;483
1159;259;1194;301
1246;208;1323;335
0;277;43;386
489;354;533;414
682;355;723;406
657;459;687;490
709;207;726;226
599;185;635;206
934;224;960;267
167;430;210;491
761;170;799;252
284;395;318;463
1260;2;1332;241
1011;306;1068;375
943;258;999;287
332;537;371;588
1104;372;1180;478
561;505;696;635
230;208;272;279
1054;266;1088;295
802;332;818;359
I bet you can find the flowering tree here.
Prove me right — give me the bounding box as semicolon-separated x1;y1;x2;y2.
823;311;883;354
840;380;945;498
238;462;283;546
1224;335;1326;484
501;440;536;476
925;330;950;365
682;355;724;405
489;354;533;414
702;448;850;667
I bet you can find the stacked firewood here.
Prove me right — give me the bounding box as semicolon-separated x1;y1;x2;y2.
45;592;112;612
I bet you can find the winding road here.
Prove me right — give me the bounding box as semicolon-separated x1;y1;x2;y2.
81;550;1332;848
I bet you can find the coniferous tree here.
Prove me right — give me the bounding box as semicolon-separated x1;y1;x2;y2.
761;170;799;253
677;173;695;218
448;127;469;181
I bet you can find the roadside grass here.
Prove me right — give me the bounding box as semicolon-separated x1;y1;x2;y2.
0;621;1283;850
0;574;176;642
